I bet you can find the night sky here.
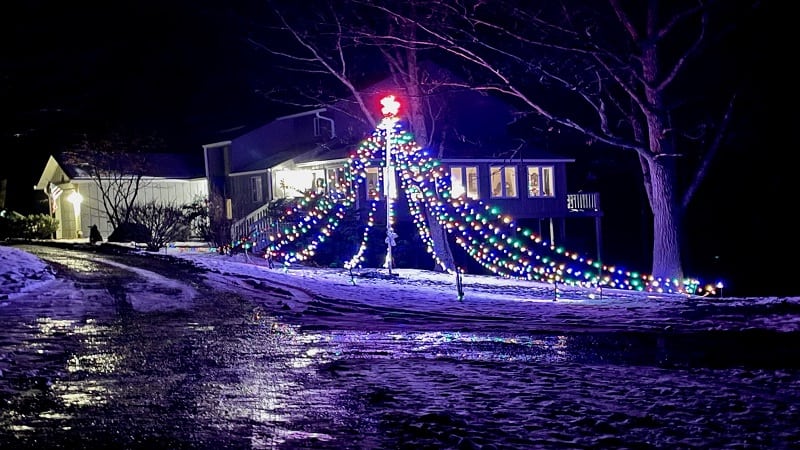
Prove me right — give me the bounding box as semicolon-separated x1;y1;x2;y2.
1;1;794;296
2;0;279;212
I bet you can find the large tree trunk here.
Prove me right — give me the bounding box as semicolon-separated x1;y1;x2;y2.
402;48;456;273
647;158;683;282
405;97;455;272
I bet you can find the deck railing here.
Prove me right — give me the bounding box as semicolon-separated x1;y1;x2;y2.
233;191;602;252
567;192;600;212
230;202;273;245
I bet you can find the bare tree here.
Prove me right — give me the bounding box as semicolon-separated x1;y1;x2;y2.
63;133;162;232
350;0;762;282
0;179;6;210
186;190;232;252
254;1;457;271
128;201;190;251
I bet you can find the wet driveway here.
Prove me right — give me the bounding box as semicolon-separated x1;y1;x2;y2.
1;244;799;449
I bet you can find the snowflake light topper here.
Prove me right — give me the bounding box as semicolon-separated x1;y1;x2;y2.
380;95;400;117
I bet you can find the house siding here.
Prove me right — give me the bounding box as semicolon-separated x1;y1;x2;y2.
204;143;231;201
227;172;268;220
440;161;571;220
55;178;208;240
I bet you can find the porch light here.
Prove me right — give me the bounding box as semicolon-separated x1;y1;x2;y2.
66;191;83;206
66;190;84;239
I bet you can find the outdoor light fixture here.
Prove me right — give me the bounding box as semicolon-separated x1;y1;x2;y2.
66;190;84;238
66;191;83;206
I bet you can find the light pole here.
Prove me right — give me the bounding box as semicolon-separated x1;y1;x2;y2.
379;95;400;275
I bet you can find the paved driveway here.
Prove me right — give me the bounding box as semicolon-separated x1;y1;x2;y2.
1;243;798;449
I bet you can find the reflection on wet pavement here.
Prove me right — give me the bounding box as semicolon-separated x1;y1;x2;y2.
0;244;798;449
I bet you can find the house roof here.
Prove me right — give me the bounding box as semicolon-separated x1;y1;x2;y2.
234;144;319;173
135;153;206;179
36;152;205;189
439;138;572;161
291;140;354;165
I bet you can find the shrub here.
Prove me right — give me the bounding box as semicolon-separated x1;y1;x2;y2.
181;196;230;249
0;210;58;240
108;222;151;243
125;201;190;251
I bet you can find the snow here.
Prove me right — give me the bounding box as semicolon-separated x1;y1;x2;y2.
3;243;798;334
0;245;57;296
93;257;198;312
2;242;800;448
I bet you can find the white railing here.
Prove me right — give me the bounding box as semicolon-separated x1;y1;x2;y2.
567;192;600;211
230;202;273;244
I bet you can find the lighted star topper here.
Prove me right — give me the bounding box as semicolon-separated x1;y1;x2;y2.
381;95;400;117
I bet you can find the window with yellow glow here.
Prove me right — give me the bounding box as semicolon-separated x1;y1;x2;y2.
490;166;517;198
527;166;554;197
449;166;479;199
274;169;315;198
365;167;381;200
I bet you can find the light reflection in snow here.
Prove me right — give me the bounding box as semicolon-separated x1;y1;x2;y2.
54;382;110;407
305;330;575;363
35;318;75;335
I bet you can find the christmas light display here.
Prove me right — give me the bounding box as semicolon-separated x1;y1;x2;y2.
233;95;709;296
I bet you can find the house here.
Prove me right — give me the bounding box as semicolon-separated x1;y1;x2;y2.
35;152;207;240
203;79;603;263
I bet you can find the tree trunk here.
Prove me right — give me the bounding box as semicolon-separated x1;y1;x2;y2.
647;157;684;282
402;48;456;273
427;209;455;271
405;94;456;272
410;138;456;271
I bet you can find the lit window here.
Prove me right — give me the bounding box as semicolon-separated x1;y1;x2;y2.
449;166;479;199
274;169;314;198
365;167;381;200
527;166;554;197
326;167;346;194
490;166;517;198
312;175;326;194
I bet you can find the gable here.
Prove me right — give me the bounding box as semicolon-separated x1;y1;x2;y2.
49;152;206;181
226;107;370;173
34;155;69;190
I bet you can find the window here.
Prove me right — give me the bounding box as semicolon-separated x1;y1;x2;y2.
450;166;479;199
274;169;316;198
326;167;346;194
312;175;326;194
365;167;381;200
314;116;334;138
527;166;554;197
490;166;517;198
250;176;263;203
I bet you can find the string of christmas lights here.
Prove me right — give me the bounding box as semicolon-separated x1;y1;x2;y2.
231;96;709;296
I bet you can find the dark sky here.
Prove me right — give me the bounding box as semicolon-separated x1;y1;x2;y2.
3;1;276;141
1;0;280;212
